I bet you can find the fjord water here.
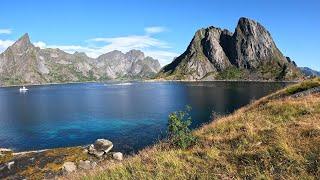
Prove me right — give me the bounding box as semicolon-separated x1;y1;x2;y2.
0;82;288;153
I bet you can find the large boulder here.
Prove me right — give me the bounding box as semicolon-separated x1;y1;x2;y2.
87;139;113;158
94;139;113;153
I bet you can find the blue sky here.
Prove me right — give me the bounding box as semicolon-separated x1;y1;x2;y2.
0;0;319;70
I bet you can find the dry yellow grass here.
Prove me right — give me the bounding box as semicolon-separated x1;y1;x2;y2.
63;78;320;180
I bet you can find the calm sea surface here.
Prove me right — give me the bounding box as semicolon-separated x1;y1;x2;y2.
0;81;289;153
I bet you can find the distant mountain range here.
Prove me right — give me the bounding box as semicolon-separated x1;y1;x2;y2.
0;34;161;86
157;17;304;81
299;67;320;77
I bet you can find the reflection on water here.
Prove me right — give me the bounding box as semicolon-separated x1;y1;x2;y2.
0;81;289;153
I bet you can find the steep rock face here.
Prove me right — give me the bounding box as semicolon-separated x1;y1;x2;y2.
232;18;283;68
0;34;161;86
161;27;233;80
157;17;303;80
0;33;47;84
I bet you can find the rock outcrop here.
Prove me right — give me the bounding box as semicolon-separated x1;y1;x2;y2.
157;17;304;81
0;139;121;178
0;34;161;86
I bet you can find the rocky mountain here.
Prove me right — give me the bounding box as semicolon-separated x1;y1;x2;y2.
299;67;320;77
157;17;304;81
0;34;161;86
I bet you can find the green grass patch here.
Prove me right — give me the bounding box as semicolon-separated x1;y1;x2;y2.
286;78;320;95
216;67;245;80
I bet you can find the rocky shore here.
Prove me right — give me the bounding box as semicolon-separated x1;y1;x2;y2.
0;139;123;179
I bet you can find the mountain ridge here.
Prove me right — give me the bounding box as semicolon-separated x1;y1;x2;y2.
299;67;320;77
0;34;161;86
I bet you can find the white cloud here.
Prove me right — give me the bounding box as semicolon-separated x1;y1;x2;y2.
34;41;47;49
91;35;170;49
144;50;179;66
0;29;12;34
0;39;14;53
144;26;167;34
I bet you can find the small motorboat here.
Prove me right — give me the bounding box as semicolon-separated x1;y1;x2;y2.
19;86;28;92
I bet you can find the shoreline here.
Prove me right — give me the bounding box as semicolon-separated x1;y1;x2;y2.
144;79;301;83
0;79;301;88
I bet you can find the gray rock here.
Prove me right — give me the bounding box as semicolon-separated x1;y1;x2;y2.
78;160;92;170
94;139;113;153
113;152;123;161
87;139;114;158
62;162;77;173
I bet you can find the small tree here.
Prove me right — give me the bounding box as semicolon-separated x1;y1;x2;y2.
167;106;196;149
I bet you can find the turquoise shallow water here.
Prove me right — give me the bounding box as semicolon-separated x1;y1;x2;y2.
0;81;288;154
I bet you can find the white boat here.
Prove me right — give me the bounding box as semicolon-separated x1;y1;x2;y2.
19;86;28;92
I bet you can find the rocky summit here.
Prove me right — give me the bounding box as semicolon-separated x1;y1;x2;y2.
157;17;304;81
0;34;161;86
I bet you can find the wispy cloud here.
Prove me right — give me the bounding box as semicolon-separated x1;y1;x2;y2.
144;26;167;34
90;35;170;50
0;29;12;34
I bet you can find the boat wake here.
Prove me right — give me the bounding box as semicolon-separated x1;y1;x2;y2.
113;82;133;86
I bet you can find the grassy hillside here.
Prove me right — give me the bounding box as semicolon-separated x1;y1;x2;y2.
65;78;320;179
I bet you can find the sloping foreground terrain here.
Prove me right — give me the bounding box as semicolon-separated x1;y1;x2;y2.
67;78;320;179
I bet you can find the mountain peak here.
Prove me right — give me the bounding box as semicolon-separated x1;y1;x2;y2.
125;49;145;61
16;33;31;45
235;17;269;37
10;33;33;52
238;17;256;24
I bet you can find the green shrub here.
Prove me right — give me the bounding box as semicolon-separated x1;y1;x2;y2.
167;106;196;149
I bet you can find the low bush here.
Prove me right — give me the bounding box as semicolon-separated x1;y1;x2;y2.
167;106;196;149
